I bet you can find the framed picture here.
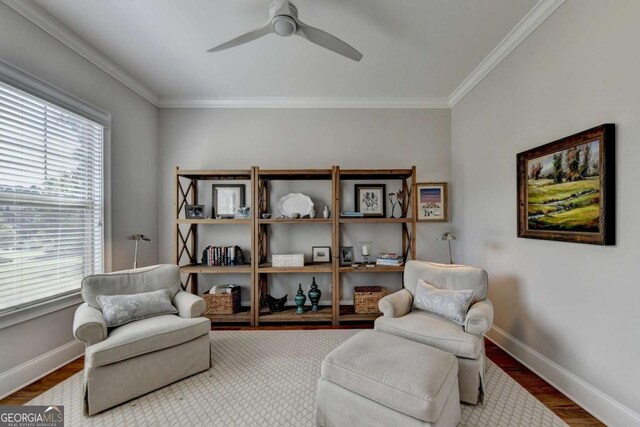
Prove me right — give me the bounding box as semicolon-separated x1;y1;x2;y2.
212;184;245;218
312;246;331;263
185;204;205;219
339;246;355;266
416;183;448;222
355;184;386;217
517;124;615;245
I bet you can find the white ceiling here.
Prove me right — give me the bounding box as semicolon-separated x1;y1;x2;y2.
20;0;551;106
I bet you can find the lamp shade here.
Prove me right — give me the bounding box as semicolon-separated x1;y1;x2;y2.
438;232;457;241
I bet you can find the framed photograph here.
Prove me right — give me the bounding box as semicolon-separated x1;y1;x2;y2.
185;204;205;219
312;246;331;263
212;184;245;218
416;183;448;222
339;246;355;266
517;124;615;245
355;184;386;217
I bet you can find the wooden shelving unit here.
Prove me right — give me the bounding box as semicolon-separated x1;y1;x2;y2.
174;167;256;325
334;167;416;324
174;166;417;326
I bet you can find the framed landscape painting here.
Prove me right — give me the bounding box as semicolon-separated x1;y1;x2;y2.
517;124;615;245
416;183;448;222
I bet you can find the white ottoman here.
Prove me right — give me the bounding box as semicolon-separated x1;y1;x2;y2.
316;330;460;427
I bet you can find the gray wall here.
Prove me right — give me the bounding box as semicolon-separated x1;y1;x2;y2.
451;0;640;416
158;108;452;303
0;3;158;375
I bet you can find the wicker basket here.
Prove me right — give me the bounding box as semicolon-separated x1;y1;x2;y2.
354;286;385;314
204;286;240;315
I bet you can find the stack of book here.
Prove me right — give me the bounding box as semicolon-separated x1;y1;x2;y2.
340;211;364;218
201;245;243;266
376;253;404;267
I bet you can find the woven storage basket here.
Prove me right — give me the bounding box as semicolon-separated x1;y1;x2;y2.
204;287;240;315
354;286;385;314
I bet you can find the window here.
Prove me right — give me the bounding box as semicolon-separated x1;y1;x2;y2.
0;80;105;314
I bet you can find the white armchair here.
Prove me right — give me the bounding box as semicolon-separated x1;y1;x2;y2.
374;261;493;404
73;264;210;415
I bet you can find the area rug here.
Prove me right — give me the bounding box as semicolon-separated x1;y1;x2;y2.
29;330;567;426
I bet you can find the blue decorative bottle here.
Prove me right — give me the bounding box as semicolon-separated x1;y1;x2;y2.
308;276;321;312
295;284;306;314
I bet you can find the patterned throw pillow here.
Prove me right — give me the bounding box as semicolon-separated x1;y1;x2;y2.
413;279;474;325
96;289;178;327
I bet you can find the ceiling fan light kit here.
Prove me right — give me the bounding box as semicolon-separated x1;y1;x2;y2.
207;0;363;62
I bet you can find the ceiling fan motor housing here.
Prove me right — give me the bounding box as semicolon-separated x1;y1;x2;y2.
270;1;298;36
272;16;297;36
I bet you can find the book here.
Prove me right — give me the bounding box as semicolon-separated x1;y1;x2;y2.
340;211;364;217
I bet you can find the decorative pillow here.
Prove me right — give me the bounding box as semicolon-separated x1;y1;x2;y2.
96;289;177;327
413;279;474;325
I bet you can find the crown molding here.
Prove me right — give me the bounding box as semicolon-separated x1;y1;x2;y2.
1;0;160;106
157;97;451;109
448;0;565;107
3;0;564;110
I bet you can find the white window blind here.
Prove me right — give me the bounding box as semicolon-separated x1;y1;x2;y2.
0;80;104;313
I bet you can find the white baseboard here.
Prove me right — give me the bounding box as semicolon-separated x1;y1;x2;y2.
0;340;84;400
486;326;640;427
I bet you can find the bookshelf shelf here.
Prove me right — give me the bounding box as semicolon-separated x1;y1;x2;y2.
174;165;416;327
179;264;252;274
259;306;333;323
257;263;333;274
338;217;412;224
338;265;405;273
258;218;331;224
177;218;251;225
204;306;252;323
339;305;383;322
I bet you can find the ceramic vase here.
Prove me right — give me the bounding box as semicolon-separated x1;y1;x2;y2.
323;206;330;219
308;276;321;312
310;205;317;219
295;284;306;314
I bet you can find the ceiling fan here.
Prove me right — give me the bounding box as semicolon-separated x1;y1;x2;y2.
207;0;363;62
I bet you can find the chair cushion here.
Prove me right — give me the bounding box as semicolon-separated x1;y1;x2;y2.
375;310;482;359
404;260;488;305
321;330;458;422
413;279;474;325
97;289;178;327
82;264;181;310
86;315;210;368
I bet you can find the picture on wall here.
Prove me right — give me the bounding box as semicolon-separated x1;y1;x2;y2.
212;184;245;218
355;184;386;217
416;183;448;222
517;124;615;245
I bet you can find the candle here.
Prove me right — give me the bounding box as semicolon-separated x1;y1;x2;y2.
362;243;371;256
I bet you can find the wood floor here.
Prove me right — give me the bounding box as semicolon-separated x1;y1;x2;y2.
0;325;604;426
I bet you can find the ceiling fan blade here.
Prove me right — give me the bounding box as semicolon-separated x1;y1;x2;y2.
207;22;273;53
295;21;362;62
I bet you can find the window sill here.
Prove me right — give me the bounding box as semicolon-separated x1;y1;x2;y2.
0;292;83;330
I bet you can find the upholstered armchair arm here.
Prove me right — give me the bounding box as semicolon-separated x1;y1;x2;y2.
378;289;413;318
173;290;206;318
73;303;108;346
464;299;494;336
